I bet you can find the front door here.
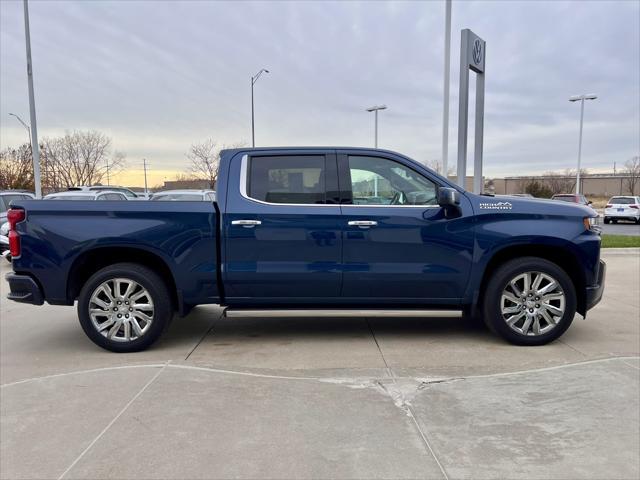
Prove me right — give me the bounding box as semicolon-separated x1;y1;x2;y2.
224;151;342;302
338;151;474;302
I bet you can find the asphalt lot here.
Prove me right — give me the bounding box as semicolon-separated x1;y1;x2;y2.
602;221;640;236
1;250;639;480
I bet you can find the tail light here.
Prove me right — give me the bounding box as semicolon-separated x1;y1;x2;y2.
606;204;612;208
7;209;25;258
630;205;639;209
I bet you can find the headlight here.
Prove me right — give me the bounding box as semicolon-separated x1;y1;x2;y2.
584;216;601;234
0;222;8;236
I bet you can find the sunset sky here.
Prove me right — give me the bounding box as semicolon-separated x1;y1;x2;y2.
1;0;639;187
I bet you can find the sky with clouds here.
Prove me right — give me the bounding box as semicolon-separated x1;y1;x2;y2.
1;0;639;187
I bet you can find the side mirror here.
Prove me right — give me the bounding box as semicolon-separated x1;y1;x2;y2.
587;200;593;205
438;187;460;207
437;187;461;217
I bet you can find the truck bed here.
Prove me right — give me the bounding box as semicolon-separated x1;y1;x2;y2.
10;200;220;311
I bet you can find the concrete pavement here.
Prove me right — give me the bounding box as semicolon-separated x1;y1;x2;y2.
1;250;639;479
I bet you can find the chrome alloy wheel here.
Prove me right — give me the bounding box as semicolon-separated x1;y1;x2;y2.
88;278;154;342
500;271;566;336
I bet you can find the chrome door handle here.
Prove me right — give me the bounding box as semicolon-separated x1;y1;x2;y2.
231;220;262;228
348;220;378;228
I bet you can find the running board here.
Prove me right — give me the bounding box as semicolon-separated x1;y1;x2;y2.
224;309;462;318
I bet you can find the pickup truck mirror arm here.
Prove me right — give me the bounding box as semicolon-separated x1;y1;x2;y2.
437;187;462;218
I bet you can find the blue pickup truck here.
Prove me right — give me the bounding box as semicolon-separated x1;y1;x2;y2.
5;148;605;352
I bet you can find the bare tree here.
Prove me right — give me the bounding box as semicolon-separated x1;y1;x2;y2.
543;168;589;194
623;156;640;195
187;139;244;189
425;159;456;177
40;130;126;189
0;143;34;190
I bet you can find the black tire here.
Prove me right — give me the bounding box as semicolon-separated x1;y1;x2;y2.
482;257;576;346
77;263;173;352
612;219;618;224
603;217;610;224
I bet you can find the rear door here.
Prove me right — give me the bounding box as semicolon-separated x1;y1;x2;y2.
223;150;342;301
338;151;474;302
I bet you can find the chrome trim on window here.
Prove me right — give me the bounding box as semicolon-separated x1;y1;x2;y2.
239;154;339;207
239;154;442;209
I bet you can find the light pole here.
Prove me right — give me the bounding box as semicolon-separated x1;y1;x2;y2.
143;158;148;195
251;68;269;147
569;93;597;194
8;113;31;146
441;0;452;176
22;0;42;198
9;112;42;191
366;105;387;148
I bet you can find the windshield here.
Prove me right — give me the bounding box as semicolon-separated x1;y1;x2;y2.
151;194;203;201
0;194;33;212
46;195;95;200
610;197;635;204
553;196;575;202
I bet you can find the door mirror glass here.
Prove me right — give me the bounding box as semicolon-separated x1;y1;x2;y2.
437;187;460;208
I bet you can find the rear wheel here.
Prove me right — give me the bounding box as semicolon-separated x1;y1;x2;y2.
483;257;576;346
604;217;610;224
78;263;172;352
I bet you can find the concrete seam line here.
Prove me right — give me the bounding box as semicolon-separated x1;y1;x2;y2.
2;356;639;389
621;359;640;370
0;364;168;388
405;404;450;480
184;310;223;361
57;363;168;480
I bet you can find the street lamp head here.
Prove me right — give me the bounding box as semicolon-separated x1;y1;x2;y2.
569;94;598;102
252;68;270;84
366;105;388;112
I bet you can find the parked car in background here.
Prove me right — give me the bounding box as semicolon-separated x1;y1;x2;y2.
1;192;35;262
45;191;129;201
496;194;535;199
69;185;141;199
551;193;598;214
1;191;35;224
150;189;216;201
552;193;592;206
604;196;640;224
1;221;10;262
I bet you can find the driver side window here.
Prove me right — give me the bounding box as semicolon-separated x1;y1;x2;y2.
348;155;437;206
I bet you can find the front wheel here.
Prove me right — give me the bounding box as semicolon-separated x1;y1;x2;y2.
603;217;610;224
483;257;576;346
78;263;173;352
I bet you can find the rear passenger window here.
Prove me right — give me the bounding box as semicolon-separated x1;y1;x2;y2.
247;155;326;204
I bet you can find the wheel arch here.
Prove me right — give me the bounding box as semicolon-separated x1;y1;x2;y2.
66;246;179;311
476;243;587;316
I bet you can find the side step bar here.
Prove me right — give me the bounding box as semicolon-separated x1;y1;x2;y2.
224;309;462;318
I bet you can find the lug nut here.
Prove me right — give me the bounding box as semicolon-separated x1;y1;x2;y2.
117;314;122;318
535;304;540;308
129;307;133;311
125;314;129;318
529;308;534;313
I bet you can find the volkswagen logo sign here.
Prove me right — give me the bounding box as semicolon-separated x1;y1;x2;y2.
472;39;483;65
